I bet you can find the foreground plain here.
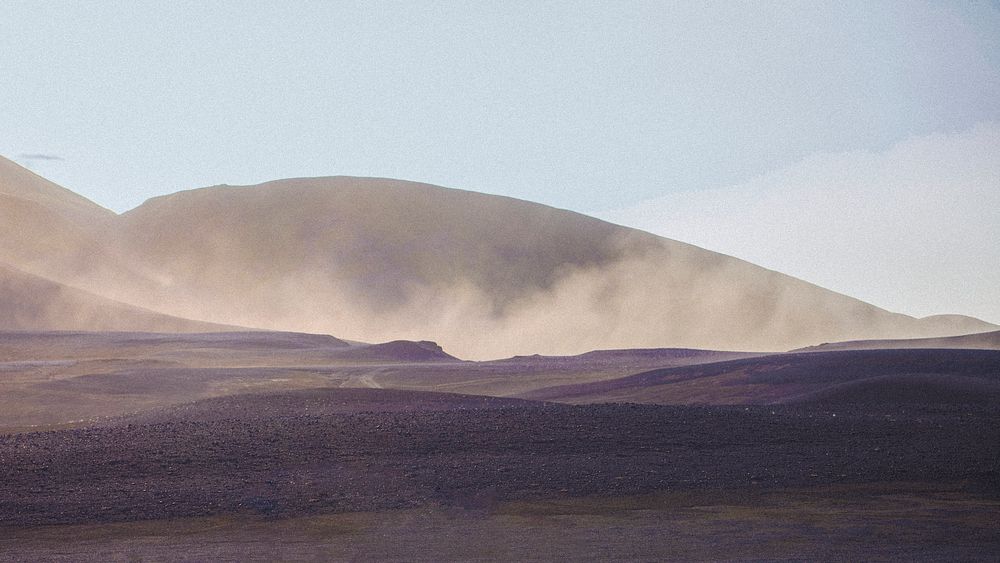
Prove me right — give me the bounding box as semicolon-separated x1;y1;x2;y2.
1;330;998;561
4;485;998;561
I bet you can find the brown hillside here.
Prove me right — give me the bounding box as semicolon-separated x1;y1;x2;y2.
0;263;230;333
112;177;992;358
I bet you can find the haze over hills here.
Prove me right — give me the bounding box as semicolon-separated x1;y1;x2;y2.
0;264;230;333
0;156;112;277
0;155;994;358
0;156;159;300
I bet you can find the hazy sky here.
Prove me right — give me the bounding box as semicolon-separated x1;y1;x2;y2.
2;1;999;321
601;123;1000;324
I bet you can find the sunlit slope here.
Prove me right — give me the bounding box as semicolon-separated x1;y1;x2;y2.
0;263;229;332
0;156;232;332
0;156;113;277
0;156;161;298
0;156;111;223
113;177;992;358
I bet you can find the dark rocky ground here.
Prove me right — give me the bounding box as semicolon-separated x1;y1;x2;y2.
1;388;997;531
522;348;1000;405
3;483;998;562
1;337;999;561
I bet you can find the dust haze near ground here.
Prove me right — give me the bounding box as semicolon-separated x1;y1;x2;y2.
1;330;996;430
0;264;228;333
108;177;997;358
1;157;995;358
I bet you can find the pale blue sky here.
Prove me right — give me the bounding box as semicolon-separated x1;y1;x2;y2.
3;1;998;214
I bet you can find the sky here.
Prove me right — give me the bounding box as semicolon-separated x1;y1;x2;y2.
2;1;999;322
600;123;1000;323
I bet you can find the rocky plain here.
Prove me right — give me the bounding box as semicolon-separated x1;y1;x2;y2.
0;330;998;561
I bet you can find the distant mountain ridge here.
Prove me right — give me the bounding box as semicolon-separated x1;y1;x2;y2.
0;155;994;358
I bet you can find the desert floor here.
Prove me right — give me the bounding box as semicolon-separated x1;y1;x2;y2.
1;331;998;561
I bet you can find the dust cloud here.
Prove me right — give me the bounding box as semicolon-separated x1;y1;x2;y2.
0;166;989;359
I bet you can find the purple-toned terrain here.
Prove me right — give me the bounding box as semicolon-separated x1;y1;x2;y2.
0;330;998;560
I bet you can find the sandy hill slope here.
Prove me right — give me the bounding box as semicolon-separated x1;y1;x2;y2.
0;157;233;332
0;156;111;224
0;156;165;303
110;176;994;358
0;156;113;277
3;157;995;356
0;263;228;333
914;314;998;335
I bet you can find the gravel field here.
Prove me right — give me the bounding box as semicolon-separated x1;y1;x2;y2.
1;388;997;530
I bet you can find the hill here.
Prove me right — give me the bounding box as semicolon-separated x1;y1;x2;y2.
0;156;215;330
326;340;458;362
2;157;995;357
0;155;112;225
110;177;994;358
521;348;1000;405
0;264;231;333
